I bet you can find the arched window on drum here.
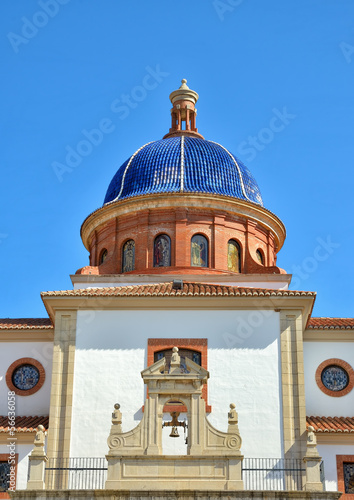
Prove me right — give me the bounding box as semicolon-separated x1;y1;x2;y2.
228;240;241;273
99;249;108;265
122;240;135;272
154;234;171;267
256;249;264;265
191;234;208;267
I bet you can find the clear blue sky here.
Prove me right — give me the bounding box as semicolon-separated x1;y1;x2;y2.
1;0;353;318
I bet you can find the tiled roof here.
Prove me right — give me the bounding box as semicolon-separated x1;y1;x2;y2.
307;318;354;330
104;137;263;206
0;416;49;432
0;318;52;329
41;282;316;298
307;416;354;433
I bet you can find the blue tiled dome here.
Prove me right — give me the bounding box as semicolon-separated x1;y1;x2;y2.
104;137;263;206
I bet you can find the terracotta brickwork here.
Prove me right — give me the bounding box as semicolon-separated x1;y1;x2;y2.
336;455;354;499
147;338;211;412
5;358;45;397
77;206;284;276
315;358;354;397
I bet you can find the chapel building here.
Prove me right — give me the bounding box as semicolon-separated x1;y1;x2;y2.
0;79;353;500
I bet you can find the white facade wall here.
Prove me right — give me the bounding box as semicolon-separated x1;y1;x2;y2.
0;342;53;416
318;443;354;491
303;342;354;416
70;309;283;458
0;443;33;490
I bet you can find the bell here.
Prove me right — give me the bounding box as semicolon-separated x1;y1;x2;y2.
169;426;179;438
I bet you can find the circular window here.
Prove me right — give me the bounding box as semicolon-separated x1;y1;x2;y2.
6;358;45;396
12;364;40;391
321;365;349;392
316;358;354;397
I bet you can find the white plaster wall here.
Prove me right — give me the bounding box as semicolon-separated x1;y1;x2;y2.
71;309;283;459
318;444;354;491
0;342;53;416
0;443;33;490
304;342;354;416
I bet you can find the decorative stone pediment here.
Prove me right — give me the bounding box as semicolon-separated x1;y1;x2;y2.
106;347;243;491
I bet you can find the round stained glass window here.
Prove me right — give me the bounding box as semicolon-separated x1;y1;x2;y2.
12;364;40;391
321;365;349;392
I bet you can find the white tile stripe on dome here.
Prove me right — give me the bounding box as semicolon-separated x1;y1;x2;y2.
209;140;254;203
111;141;154;202
180;135;185;192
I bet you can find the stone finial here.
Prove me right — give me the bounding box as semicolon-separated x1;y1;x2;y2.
305;425;320;458
170;346;182;374
227;403;241;437
30;425;46;457
112;403;122;432
228;403;238;424
303;425;323;491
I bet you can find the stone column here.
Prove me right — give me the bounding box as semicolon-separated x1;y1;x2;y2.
303;426;324;491
145;394;161;454
46;311;77;461
279;310;307;459
27;426;47;490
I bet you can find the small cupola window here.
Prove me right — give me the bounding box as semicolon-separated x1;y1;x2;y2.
122;240;135;272
154;235;171;267
191;235;208;267
99;249;108;265
256;249;264;265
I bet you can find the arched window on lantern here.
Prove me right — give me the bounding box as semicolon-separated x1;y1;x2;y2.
122;240;135;272
256;249;264;265
154;234;171;267
228;240;241;273
99;249;108;265
191;234;208;267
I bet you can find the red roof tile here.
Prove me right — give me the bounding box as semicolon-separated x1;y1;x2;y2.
0;318;52;329
41;282;316;298
0;416;49;432
307;416;354;433
307;318;354;330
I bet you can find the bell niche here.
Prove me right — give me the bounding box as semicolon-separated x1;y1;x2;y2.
106;347;244;491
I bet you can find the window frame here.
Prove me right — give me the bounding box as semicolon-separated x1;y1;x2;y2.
6;358;45;397
337;455;354;498
315;358;354;397
147;339;211;412
121;239;135;273
153;234;171;268
191;233;209;268
0;453;18;499
227;239;241;273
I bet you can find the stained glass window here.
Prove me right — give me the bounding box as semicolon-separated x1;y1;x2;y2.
256;249;264;265
99;249;108;265
122;240;135;272
321;365;349;392
228;240;241;273
191;235;208;267
12;364;39;391
0;462;10;492
154;349;201;372
344;463;354;493
154;235;171;267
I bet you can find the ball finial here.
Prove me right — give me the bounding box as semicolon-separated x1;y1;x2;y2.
114;403;120;409
181;78;187;84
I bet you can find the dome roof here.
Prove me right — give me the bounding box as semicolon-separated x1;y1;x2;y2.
103;136;263;206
